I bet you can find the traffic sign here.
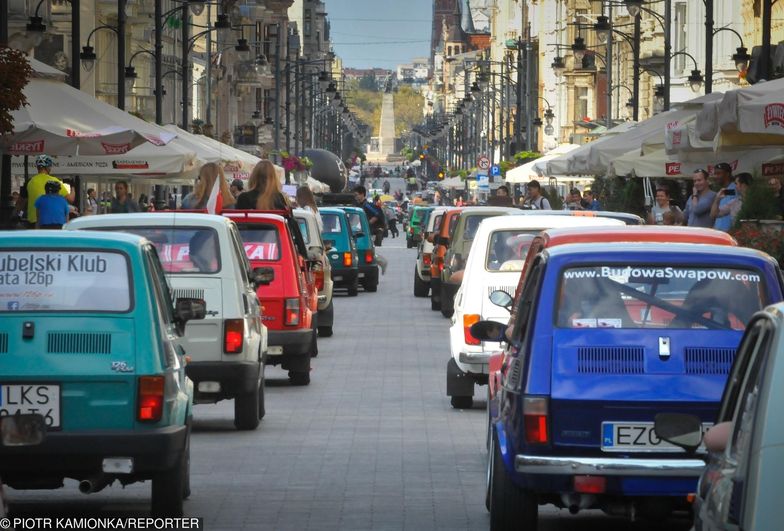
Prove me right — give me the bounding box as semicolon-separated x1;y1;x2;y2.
477;156;490;171
490;164;500;176
477;175;490;189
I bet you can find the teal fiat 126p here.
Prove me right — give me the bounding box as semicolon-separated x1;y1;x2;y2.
0;231;205;516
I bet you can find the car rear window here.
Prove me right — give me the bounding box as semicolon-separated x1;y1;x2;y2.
296;218;311;245
97;227;221;274
347;213;364;233
463;215;494;240
411;209;425;224
555;265;766;330
486;231;538;272
237;224;281;261
431;213;444;232
322;213;343;234
0;250;132;313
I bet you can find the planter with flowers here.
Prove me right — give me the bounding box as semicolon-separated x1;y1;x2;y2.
280;151;313;184
730;179;784;266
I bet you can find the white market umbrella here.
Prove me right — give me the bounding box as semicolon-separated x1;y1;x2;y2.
544;123;634;176
505;144;580;183
440;176;466;189
2;74;175;157
611;146;784;178
163;125;260;181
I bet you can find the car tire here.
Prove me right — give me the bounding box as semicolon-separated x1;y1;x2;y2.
431;293;441;311
309;328;319;357
489;435;538;531
234;380;261;431
450;395;473;409
363;280;378;292
258;378;265;420
318;325;333;337
440;284;454;318
407;240;413;249
347;279;359;297
151;434;188;517
289;370;311;386
183;420;191;500
318;300;334;337
414;267;429;297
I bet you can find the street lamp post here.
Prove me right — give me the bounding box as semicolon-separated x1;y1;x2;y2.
26;0;81;88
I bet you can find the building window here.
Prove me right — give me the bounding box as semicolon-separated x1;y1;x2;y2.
304;21;311;37
575;87;589;122
673;2;687;73
448;46;452;56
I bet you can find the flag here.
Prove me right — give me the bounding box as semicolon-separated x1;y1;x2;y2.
206;177;222;215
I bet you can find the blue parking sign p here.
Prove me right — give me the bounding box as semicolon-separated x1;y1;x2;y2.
491;165;500;176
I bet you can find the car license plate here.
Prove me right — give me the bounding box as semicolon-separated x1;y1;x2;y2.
601;422;710;452
0;384;61;428
268;346;283;356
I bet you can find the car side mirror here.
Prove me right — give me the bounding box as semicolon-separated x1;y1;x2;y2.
306;248;321;262
0;414;46;446
489;290;514;312
653;413;703;453
252;266;275;287
174;298;206;335
469;320;508;342
324;240;334;251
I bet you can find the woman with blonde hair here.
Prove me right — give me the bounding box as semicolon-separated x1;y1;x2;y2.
181;162;236;209
237;160;289;210
295;186;323;231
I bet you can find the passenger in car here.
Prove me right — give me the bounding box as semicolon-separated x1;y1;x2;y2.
188;231;218;273
559;277;634;328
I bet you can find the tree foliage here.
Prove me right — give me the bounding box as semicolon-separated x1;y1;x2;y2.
0;48;33;135
393;85;424;137
347;80;383;137
358;73;378;91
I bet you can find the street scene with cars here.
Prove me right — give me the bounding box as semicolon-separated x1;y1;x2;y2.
3;0;784;530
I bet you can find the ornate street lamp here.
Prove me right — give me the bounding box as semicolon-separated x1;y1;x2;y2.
551;56;566;77
470;81;481;95
594;15;611;44
653;85;665;113
188;0;207;16
235;38;251;59
572;37;587;63
124;66;137;92
626;98;636;116
80;45;97;72
318;71;331;91
544;107;555;126
687;69;704;93
732;46;751;72
625;0;643;18
544;124;555;136
251;110;263;128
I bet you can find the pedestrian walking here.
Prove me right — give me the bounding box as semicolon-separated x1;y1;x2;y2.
84;188;98;216
26;154;74;227
237;160;290;210
524;180;551;210
683;169;717;227
648;188;683;225
111;181;141;213
182;163;236;210
34;180;70;229
711;162;736;231
296;186;323;232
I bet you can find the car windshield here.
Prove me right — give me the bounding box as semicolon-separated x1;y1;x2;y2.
322;213;343;234
486;231;538;271
347;213;364;233
432;213;444;232
237;224;281;261
0;250;131;312
98;226;221;274
555;265;766;330
296;218;311;245
463;215;494;240
411;209;425;224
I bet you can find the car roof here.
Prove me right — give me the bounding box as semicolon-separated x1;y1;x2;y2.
339;206;363;213
66;212;234;230
0;229;148;250
545;242;772;262
475;215;625;233
456;206;520;216
319;207;349;215
541;226;737;247
222;212;286;224
293;208;315;221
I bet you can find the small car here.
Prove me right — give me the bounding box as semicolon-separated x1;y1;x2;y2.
447;215;624;409
654;301;784;531
66;213;267;431
430;208;463;311
340;206;379;292
414;206;450;298
440;207;521;318
481;242;783;528
0;231;205;515
294;208;335;337
223;211;317;386
407;205;433;248
320;207;360;296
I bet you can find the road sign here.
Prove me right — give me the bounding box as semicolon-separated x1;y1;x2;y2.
477;156;490;171
477;175;490;190
490;164;500;176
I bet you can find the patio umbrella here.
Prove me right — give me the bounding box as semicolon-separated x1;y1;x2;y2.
163;125;260;181
503;144;580;182
611;146;784;178
545;123;634;176
1;63;175;157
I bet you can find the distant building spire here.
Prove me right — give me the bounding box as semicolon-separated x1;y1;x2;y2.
462;0;475;34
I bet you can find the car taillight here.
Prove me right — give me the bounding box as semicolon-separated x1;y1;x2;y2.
364;250;374;264
137;376;164;422
285;298;300;326
314;270;324;291
423;254;432;267
463;314;481;345
574;475;606;494
434;255;444;272
343;252;352;267
224;319;244;354
523;396;549;444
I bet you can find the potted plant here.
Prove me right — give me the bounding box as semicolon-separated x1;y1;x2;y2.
279;151;314;184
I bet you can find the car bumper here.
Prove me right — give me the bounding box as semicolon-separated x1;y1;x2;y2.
458;351;491;364
267;328;313;357
331;268;358;286
359;264;378;280
186;361;260;398
0;425;187;479
515;455;706;478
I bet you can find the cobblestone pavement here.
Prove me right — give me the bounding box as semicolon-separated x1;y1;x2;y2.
8;240;692;531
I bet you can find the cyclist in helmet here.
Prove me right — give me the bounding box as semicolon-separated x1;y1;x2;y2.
26;154;73;226
34;180;70;229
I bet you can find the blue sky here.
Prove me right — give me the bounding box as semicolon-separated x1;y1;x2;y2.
325;0;432;69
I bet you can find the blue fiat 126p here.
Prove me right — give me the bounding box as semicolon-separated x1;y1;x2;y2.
473;242;784;530
0;231;205;516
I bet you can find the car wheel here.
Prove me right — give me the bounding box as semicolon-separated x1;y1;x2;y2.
347;280;359;297
407;240;413;249
151;434;188;516
431;293;441;311
234;379;261;431
450;395;473;409
318;325;333;337
318;301;334;337
414;267;429;297
489;434;538;531
309;327;319;357
440;284;454;318
289;370;311;386
258;378;265;420
363;280;378;292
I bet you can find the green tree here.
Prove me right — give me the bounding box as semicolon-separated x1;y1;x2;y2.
393;85;424;137
358;73;377;91
0;48;33;135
